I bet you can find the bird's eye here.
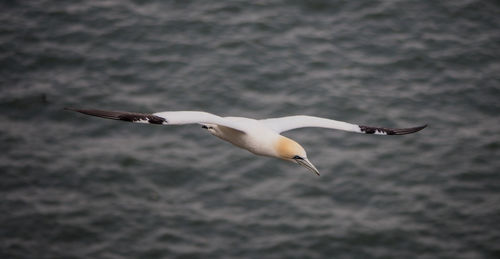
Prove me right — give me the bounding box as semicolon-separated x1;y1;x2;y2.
293;155;303;160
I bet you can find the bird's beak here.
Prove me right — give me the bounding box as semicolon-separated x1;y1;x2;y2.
295;157;320;176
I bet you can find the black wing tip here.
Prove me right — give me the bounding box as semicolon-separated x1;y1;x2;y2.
415;124;428;131
359;124;428;135
64;107;102;114
391;124;427;135
64;107;120;120
64;107;98;116
64;107;167;124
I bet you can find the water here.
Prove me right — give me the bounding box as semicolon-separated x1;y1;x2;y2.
1;0;500;258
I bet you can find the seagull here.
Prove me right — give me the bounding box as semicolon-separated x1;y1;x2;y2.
66;108;426;176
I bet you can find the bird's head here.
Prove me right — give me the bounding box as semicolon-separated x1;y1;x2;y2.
275;136;320;176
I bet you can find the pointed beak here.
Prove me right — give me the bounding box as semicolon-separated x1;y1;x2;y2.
295;157;320;176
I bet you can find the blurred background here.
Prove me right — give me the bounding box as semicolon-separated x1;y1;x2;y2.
1;0;499;258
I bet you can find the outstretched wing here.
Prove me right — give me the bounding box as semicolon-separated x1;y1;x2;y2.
260;115;426;135
65;108;248;133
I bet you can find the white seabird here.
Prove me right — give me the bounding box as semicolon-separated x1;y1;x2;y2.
66;108;426;176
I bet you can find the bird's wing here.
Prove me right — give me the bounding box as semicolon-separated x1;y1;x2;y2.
260;115;427;135
65;108;248;133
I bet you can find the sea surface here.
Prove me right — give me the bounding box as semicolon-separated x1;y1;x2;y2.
1;1;500;258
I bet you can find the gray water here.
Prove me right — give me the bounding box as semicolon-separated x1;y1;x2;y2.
1;1;500;258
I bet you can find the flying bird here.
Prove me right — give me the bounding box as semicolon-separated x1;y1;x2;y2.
66;108;426;176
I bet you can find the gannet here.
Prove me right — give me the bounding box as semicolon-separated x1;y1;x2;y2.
66;108;426;176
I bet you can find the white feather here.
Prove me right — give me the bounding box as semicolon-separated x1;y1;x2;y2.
260;115;361;133
153;111;248;133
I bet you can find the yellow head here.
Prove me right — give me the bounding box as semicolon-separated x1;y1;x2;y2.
275;136;320;175
275;136;306;160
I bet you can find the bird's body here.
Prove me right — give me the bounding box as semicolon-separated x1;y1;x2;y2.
207;117;281;157
66;108;426;175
